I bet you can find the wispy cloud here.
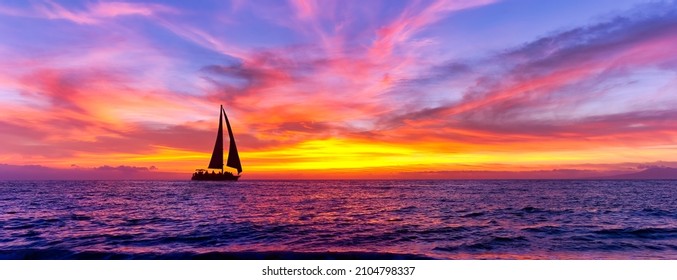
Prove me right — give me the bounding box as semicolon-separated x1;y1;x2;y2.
370;0;498;58
32;0;177;24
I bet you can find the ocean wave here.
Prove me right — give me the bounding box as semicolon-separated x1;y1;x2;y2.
2;180;676;259
0;249;432;260
461;212;485;217
521;226;565;234
434;236;529;252
593;227;677;239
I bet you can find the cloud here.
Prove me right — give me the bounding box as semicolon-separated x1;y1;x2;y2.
92;165;155;172
0;164;182;180
370;0;499;58
200;61;294;101
381;3;677;142
0;4;25;17
32;0;177;24
155;19;249;60
289;0;319;21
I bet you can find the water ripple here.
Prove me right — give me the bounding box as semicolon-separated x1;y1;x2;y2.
0;180;676;259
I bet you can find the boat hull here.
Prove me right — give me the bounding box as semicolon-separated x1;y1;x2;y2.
191;172;240;181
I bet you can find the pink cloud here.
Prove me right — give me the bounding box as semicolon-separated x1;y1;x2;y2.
289;0;318;20
89;2;164;17
370;0;498;58
31;0;177;25
155;19;249;60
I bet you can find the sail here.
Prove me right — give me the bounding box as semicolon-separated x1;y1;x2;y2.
223;107;242;174
207;107;224;169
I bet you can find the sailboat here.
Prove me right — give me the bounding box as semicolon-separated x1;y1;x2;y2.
191;105;242;181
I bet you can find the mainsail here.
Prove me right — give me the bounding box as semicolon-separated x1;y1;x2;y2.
207;107;224;170
223;106;242;174
205;105;241;174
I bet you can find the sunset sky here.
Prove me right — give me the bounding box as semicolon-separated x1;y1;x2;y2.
1;0;676;179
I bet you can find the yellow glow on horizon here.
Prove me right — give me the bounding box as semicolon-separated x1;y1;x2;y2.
6;137;677;178
246;138;501;171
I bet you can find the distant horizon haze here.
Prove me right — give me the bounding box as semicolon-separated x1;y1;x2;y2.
2;164;677;180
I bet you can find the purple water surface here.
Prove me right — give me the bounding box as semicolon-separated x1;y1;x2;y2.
1;180;675;259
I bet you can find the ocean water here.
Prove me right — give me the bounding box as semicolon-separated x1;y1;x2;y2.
0;180;675;259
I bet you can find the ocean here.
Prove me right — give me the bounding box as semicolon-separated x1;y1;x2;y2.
0;180;675;259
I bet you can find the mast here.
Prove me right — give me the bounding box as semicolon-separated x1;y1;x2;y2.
223;106;242;174
207;105;224;171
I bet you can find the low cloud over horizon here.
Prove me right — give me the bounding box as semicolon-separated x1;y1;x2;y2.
0;164;184;180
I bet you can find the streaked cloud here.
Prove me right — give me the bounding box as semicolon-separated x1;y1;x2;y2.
32;1;176;24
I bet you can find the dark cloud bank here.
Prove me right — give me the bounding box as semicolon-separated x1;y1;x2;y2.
0;164;184;180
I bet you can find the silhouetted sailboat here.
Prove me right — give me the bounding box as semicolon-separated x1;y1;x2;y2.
192;105;242;181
